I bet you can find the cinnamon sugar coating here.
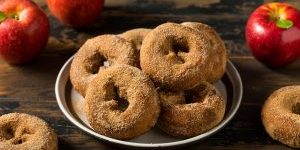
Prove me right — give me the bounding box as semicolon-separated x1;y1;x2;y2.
0;113;57;150
121;28;151;51
70;34;138;96
85;65;160;140
181;22;228;83
69;22;229;139
262;86;300;148
140;22;227;90
120;28;152;68
157;82;226;137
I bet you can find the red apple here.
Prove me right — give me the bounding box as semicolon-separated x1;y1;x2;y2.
246;2;300;68
0;0;49;64
47;0;105;27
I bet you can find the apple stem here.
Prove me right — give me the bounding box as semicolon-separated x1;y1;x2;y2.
276;18;294;29
269;8;294;29
269;12;278;22
9;13;19;20
0;11;6;23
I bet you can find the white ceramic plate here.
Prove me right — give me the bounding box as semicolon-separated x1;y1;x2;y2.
55;56;243;149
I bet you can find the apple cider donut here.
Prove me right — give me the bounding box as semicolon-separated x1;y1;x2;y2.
85;65;160;140
181;22;228;82
0;113;57;150
140;22;225;90
157;89;185;106
70;34;138;96
262;86;300;148
157;82;226;137
120;28;152;50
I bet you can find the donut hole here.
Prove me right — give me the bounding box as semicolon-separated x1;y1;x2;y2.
85;53;110;74
20;128;34;137
12;138;25;145
13;139;22;145
170;38;189;64
1;125;34;143
11;128;32;145
292;102;300;115
172;39;189;53
184;92;201;104
158;90;185;106
184;84;208;104
112;86;129;112
3;127;14;140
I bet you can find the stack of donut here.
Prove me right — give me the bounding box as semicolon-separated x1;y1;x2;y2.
70;22;228;139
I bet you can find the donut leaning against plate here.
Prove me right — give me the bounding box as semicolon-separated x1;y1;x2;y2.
0;113;58;150
157;82;226;137
262;86;300;148
120;28;152;68
70;34;139;97
120;28;152;51
140;22;227;90
85;64;160;140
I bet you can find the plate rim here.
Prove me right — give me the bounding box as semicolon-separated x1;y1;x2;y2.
55;56;243;148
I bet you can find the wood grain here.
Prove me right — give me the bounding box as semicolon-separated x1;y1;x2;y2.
33;0;263;56
1;56;299;149
1;0;300;149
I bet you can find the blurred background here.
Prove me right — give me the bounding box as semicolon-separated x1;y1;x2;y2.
29;0;299;58
31;0;269;57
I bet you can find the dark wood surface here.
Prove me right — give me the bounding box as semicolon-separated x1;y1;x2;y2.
1;0;300;149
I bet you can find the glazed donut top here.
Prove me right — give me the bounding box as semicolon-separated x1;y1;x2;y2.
0;113;57;150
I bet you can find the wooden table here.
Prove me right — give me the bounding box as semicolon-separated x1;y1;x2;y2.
0;0;299;149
